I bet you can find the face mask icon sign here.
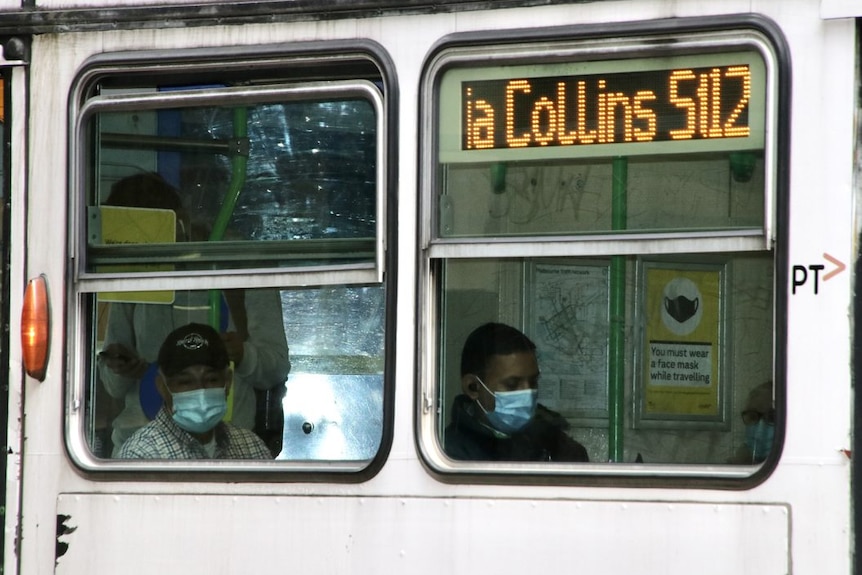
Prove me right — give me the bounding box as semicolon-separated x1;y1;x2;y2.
661;277;703;336
665;294;699;323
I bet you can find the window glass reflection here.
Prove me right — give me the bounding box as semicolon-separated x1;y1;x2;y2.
278;286;385;461
87;97;378;273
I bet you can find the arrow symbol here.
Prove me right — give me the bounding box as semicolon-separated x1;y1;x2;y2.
823;253;846;281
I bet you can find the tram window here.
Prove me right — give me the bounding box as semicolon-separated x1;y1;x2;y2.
69;49;390;472
420;30;782;477
81;89;381;275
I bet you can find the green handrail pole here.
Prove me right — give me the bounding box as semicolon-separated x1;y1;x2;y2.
209;107;249;329
608;156;627;462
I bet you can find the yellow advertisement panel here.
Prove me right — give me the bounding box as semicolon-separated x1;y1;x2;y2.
96;206;175;304
642;263;723;419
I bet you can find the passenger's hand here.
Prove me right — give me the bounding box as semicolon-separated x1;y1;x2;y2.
221;331;246;366
99;343;148;379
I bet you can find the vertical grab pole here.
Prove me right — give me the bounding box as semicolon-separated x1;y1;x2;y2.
209;107;249;243
608;156;627;462
208;107;249;329
209;107;249;423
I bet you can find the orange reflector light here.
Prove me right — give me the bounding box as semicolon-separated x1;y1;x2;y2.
21;275;49;381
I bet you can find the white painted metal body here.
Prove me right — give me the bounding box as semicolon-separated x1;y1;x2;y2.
2;1;855;574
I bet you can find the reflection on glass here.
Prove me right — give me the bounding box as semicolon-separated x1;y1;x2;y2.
178;101;377;242
87;98;377;272
279;374;383;461
278;285;385;462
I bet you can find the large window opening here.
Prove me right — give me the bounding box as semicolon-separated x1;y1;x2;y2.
419;27;783;478
69;47;393;473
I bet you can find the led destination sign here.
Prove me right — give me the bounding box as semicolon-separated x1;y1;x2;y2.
464;65;751;149
438;52;766;162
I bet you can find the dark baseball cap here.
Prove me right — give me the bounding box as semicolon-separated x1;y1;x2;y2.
157;323;229;377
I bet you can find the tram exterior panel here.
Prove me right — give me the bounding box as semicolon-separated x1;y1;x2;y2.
0;1;854;574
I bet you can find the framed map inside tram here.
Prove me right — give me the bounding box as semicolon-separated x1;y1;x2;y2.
526;260;610;421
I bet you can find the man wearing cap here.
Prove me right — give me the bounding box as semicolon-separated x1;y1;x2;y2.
98;172;291;458
117;323;273;459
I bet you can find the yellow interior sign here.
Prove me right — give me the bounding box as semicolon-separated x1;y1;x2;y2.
643;266;721;417
96;206;176;304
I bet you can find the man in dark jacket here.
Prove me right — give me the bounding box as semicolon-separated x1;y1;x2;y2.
444;322;589;462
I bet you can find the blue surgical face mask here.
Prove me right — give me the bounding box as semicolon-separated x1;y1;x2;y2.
476;377;538;434
744;420;775;463
169;387;227;434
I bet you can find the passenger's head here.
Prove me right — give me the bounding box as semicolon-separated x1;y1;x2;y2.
460;322;537;379
105;172;193;240
106;172;183;211
460;322;539;433
741;381;775;462
156;323;232;435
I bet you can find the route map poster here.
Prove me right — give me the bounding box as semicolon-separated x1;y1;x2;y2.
528;262;609;419
637;261;726;426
